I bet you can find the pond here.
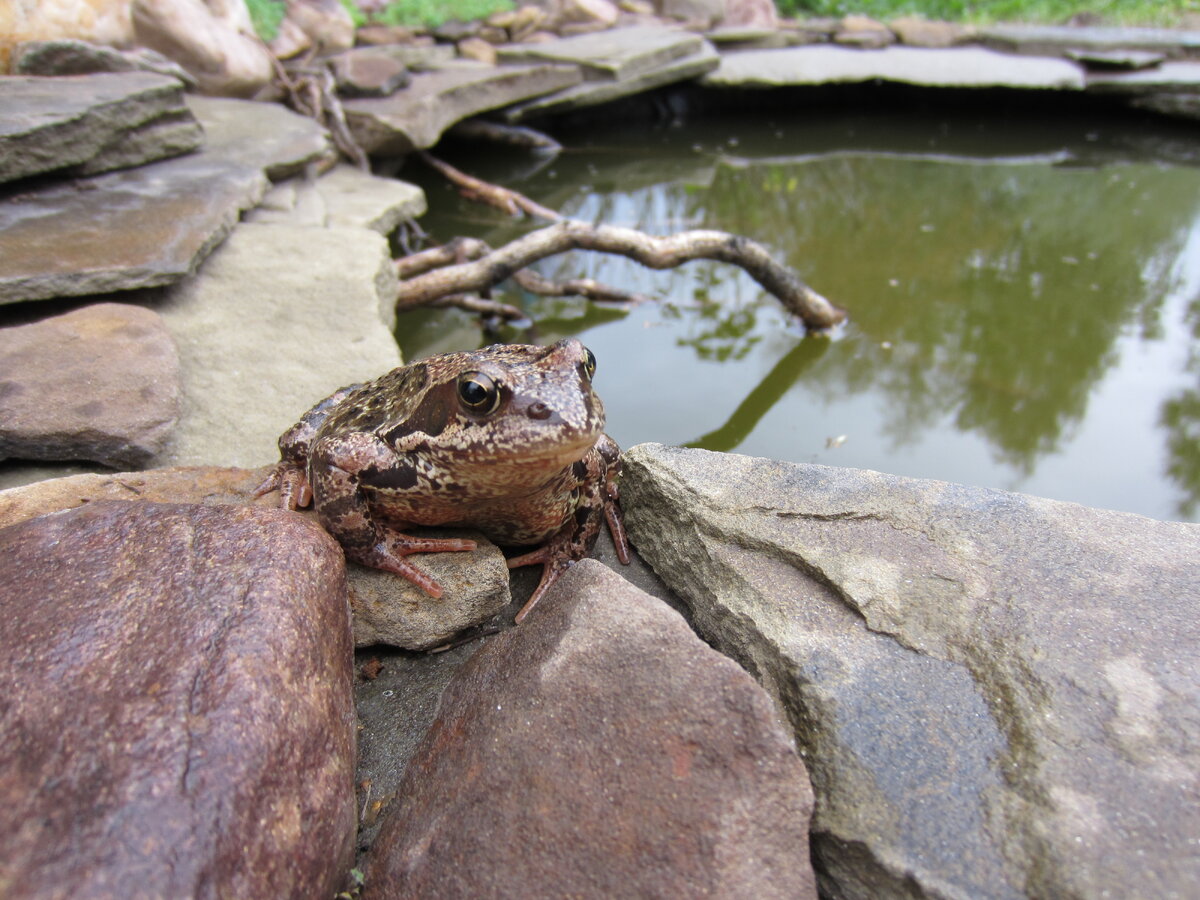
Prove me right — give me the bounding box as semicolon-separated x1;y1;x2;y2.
393;102;1200;524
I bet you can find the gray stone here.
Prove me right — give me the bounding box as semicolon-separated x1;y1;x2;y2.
0;303;180;468
0;72;203;184
245;164;427;233
0;154;267;305
348;536;511;650
364;559;817;898
704;26;790;51
0;500;357;897
343;62;582;154
500;24;705;81
503;42;719;121
621;443;1200;900
1067;47;1167;70
349;41;456;71
326;46;411;97
1132;92;1200;120
888;16;972;48
185;94;332;180
702;45;1086;90
0;95;330;306
1086;60;1200;94
12;39;197;86
979;24;1200;60
150;222;402;469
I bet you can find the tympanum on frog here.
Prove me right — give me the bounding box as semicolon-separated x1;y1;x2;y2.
256;340;629;622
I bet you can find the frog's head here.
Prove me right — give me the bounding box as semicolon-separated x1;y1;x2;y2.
381;339;606;485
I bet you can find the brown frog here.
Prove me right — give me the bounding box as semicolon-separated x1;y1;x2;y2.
256;339;629;623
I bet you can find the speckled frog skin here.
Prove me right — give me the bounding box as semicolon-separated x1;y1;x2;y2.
257;339;629;622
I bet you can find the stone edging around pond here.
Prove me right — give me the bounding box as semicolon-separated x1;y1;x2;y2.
2;14;1200;900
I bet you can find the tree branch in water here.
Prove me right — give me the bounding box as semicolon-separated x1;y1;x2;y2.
394;220;847;331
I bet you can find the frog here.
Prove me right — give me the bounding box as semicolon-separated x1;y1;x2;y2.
255;339;630;623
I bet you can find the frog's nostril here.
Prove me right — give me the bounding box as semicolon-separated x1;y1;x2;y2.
527;401;552;420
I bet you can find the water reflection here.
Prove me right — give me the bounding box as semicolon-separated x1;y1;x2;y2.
398;111;1200;522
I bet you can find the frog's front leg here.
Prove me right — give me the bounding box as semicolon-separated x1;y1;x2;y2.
509;435;630;623
310;431;476;599
255;385;363;510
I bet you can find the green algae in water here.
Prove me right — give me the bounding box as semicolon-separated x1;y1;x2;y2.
396;111;1200;523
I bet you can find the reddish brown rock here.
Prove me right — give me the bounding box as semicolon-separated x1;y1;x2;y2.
889;16;972;48
364;559;817;898
0;466;513;650
0;303;181;467
0;500;357;897
327;45;411;97
836;15;895;49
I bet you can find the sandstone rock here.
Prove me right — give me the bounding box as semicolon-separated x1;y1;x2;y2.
342;63;582;155
456;36;498;65
431;19;480;42
1067;47;1168;70
500;24;705;81
561;0;620;28
0;152;267;304
327;45;411;96
245;163;427;232
349;536;511;650
0;500;357;897
621;443;1200;900
888;16;971;48
0;94;328;306
12;38;196;85
503;40;719;121
0;303;180;468
978;23;1200;60
185;93;332;179
354;23;422;46
150;222;402;468
657;0;722;28
702;45;1086;90
1086;60;1200;94
0;0;135;71
280;0;355;54
364;559;817;898
0;71;203;184
704;26;790;51
835;15;895;49
131;0;274;97
506;4;549;43
723;0;776;28
0;464;513;650
0;465;274;529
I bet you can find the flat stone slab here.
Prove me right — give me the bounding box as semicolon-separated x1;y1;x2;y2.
499;25;706;81
0;303;180;467
0;72;203;184
0;96;330;305
245;163;427;233
149;222;402;469
503;43;719;121
1086;60;1200;94
0;155;267;304
979;24;1200;60
343;62;582;154
184;95;331;180
702;44;1085;90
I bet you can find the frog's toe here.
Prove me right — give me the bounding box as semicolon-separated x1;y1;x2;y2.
363;534;478;599
253;463;311;510
512;552;572;624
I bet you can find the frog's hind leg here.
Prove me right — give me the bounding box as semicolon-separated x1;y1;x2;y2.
311;451;475;599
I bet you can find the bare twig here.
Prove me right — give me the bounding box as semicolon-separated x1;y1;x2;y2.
394;220;847;331
512;270;652;305
429;295;525;319
418;152;561;221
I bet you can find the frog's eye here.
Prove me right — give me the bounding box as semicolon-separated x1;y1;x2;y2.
582;347;596;381
457;372;500;415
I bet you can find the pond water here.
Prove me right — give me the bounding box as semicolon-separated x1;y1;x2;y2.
394;104;1200;524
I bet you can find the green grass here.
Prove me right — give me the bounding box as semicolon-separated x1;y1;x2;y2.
340;0;515;29
778;0;1198;26
246;0;515;41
